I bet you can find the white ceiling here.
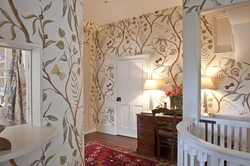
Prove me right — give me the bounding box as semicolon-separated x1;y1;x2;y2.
83;0;182;24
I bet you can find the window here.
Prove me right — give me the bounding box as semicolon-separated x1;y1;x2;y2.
212;13;234;54
0;40;43;127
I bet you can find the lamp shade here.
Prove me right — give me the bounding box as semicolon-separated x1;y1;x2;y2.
201;77;216;90
143;79;158;90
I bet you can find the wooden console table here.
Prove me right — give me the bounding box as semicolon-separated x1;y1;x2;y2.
0;124;56;165
136;114;182;157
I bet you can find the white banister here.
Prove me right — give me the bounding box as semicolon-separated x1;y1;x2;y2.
214;123;218;145
184;143;189;166
178;134;184;166
227;126;232;149
197;151;207;166
242;127;247;152
188;147;197;166
234;126;240;150
177;118;250;166
220;124;225;148
207;123;212;143
199;117;250;152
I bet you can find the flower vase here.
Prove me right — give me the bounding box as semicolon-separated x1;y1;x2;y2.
170;95;183;112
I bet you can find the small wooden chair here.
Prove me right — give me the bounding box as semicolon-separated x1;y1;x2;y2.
152;108;177;162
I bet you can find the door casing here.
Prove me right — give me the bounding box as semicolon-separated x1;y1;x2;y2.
114;54;150;136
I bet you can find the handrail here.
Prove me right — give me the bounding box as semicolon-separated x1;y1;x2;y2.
200;117;250;128
177;118;250;164
199;119;216;124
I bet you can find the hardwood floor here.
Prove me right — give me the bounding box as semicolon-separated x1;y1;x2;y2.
84;132;137;151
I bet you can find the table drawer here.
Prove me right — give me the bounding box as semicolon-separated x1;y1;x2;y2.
137;115;154;124
138;130;154;140
138;138;155;150
137;123;154;131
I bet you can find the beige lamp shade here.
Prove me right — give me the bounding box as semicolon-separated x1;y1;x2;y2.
143;79;158;90
155;80;168;90
201;77;216;90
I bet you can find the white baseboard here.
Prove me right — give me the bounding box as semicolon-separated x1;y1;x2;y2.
97;124;116;135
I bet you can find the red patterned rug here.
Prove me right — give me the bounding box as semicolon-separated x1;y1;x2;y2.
85;141;160;166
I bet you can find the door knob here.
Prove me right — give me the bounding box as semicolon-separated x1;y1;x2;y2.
116;97;121;102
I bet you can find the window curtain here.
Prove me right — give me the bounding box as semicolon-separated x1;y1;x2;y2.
4;49;26;125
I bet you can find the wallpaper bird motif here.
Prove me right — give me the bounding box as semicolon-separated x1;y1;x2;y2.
84;0;250;128
183;0;247;14
201;15;250;115
0;0;83;165
84;6;183;126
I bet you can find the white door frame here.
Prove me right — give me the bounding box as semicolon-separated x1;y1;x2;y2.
83;43;93;134
0;39;43;127
114;54;150;135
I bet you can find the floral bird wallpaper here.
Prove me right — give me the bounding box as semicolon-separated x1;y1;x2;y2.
84;0;250;132
201;14;250;115
84;6;183;128
185;0;250;116
0;0;249;164
0;0;83;166
184;0;247;14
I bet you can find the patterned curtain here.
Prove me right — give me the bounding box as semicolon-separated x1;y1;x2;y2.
4;49;26;125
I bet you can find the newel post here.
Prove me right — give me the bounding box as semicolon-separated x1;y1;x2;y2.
183;11;201;136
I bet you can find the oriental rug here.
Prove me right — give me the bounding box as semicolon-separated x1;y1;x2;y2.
84;141;161;166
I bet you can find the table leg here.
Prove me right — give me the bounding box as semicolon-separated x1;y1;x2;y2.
9;159;17;166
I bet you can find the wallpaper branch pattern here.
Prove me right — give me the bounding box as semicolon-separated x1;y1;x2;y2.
22;1;56;49
8;0;31;42
0;0;83;165
85;1;250;128
84;6;183;126
29;142;55;166
184;0;238;14
201;15;250;114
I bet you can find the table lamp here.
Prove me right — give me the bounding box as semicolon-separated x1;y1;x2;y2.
201;77;216;113
143;80;158;90
143;79;158;110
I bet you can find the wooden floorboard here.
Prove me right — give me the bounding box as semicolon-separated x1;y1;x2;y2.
84;132;137;151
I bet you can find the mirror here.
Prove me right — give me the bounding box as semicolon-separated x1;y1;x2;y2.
0;47;31;126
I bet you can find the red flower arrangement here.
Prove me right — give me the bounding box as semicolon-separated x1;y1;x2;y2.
165;87;183;110
165;87;182;97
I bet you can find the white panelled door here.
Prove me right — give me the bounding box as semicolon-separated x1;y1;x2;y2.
116;58;149;138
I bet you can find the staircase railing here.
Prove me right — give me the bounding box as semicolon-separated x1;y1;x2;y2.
177;118;250;166
199;117;250;152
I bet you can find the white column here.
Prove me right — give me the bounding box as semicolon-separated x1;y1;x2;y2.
183;12;201;123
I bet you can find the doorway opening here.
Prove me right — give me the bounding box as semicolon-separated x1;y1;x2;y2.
115;55;149;138
0;47;31;126
0;40;43;127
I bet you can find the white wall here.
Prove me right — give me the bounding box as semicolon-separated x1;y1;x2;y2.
83;0;182;24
